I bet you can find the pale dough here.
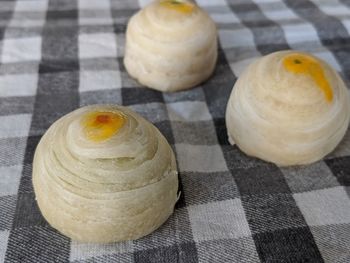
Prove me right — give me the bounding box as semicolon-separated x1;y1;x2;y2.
124;0;217;92
225;50;350;166
32;104;178;243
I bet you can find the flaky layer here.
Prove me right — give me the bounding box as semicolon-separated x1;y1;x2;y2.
33;105;178;242
226;51;350;166
124;0;217;92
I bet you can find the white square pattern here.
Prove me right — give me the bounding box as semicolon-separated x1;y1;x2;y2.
78;0;113;26
9;17;46;28
166;101;212;122
211;13;240;24
257;0;299;21
0;165;23;196
283;24;319;45
79;70;121;92
175;144;228;173
0;114;32;139
78;0;111;10
188;199;251;242
219;29;256;49
310;0;350;16
0;231;10;263
79;17;113;26
0;74;38;97
294;186;350;227
342;19;350;35
138;0;153;8
70;240;133;261
9;0;48;28
196;0;228;7
1;37;42;63
129;103;168;124
13;0;48;12
79;33;117;59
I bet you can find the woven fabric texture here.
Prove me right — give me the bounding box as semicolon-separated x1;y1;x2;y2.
0;0;350;262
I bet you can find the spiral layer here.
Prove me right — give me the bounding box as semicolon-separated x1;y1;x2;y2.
225;51;350;166
124;0;217;92
33;105;178;243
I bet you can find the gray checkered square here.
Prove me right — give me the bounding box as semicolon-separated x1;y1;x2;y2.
310;224;350;263
0;137;27;166
241;193;307;234
0;0;349;262
281;161;340;193
0;165;22;197
181;171;239;206
80;89;122;106
171;121;218;145
70;240;133;262
0;196;16;231
134;206;195;251
196;237;260;263
188;199;251;242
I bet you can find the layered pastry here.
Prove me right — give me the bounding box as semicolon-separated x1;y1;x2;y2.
33;105;178;243
124;0;217;92
226;51;350;166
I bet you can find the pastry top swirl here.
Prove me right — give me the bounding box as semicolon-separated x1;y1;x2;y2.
225;50;350;166
123;0;217;92
130;0;215;43
232;51;348;127
282;53;333;102
33;105;178;242
36;104;177;196
159;0;195;14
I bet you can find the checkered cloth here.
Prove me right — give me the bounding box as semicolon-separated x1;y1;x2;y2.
0;0;350;262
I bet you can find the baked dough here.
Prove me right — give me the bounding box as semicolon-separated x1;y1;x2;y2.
225;50;350;166
124;0;217;92
32;105;178;243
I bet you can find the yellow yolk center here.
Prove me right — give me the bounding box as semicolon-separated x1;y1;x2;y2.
283;54;333;102
160;0;195;13
82;111;126;142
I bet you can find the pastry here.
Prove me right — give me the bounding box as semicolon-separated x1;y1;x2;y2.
225;51;350;166
124;0;217;92
32;105;178;243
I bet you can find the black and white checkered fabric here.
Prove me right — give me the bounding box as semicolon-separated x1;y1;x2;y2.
1;0;350;262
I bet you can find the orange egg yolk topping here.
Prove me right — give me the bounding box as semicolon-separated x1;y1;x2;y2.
160;0;195;13
82;111;126;142
283;53;333;102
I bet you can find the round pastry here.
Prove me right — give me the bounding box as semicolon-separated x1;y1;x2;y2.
225;50;350;166
124;0;217;92
32;105;178;243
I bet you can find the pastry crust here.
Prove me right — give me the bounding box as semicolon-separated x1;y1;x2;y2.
124;0;217;92
32;105;178;243
225;51;350;166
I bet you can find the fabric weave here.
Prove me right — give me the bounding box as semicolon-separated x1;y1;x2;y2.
0;0;350;262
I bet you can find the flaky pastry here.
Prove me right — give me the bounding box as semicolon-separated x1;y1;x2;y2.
124;0;217;92
33;105;178;242
226;51;350;166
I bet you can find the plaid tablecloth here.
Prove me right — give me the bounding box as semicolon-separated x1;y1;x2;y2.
1;0;350;262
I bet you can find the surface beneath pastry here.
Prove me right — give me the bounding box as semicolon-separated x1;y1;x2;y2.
81;111;126;142
283;53;333;102
159;0;195;13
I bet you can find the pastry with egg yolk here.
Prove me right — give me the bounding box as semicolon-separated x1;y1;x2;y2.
32;105;178;242
225;50;350;166
124;0;217;92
